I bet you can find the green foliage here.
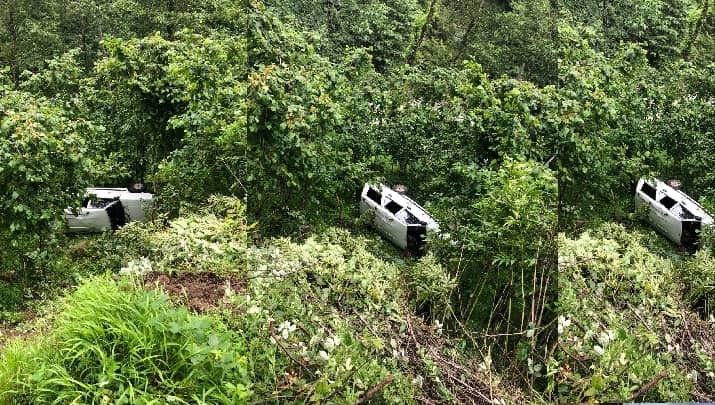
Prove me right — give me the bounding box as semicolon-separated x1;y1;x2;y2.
88;31;246;206
555;224;711;402
0;281;23;316
560;0;692;65
415;0;558;84
109;196;247;275
1;206;513;403
427;158;557;393
0;276;251;403
238;229;418;402
681;246;715;319
0;88;92;273
265;0;418;70
403;254;456;319
247;14;361;234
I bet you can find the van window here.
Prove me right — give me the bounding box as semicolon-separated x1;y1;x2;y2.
640;182;657;200
367;187;381;203
385;200;403;214
660;195;677;209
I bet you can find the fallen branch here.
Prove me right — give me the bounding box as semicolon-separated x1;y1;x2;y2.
629;370;668;402
425;348;492;403
268;321;315;378
444;370;493;403
355;375;395;404
556;341;588;371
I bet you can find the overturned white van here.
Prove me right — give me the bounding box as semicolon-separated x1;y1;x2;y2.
359;183;440;255
64;188;154;233
635;177;713;251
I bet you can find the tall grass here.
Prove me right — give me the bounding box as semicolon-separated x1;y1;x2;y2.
0;275;251;404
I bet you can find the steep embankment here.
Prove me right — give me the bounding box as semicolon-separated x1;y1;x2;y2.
0;198;528;404
557;223;715;403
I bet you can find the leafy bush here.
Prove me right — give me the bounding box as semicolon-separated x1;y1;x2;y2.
429;158;557;383
0;87;92;274
404;254;456;319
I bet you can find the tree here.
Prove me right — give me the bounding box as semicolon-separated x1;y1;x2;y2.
0;0;61;86
264;0;419;71
559;0;693;65
0;85;92;274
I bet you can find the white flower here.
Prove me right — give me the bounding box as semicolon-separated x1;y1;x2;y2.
278;321;297;339
433;319;443;335
247;305;261;315
296;341;309;358
558;315;571;334
593;345;604;355
599;330;615;346
324;335;341;352
318;350;330;361
119;257;152;276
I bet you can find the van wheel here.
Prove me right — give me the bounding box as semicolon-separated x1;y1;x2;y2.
128;183;146;193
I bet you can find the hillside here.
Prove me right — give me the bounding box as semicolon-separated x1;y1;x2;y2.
558;222;715;402
0;198;530;403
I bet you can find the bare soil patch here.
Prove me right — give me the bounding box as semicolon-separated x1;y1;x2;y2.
0;310;38;347
145;271;245;313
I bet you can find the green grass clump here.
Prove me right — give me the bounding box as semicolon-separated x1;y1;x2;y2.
0;275;251;404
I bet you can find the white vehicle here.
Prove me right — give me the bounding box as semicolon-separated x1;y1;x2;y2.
360;183;440;255
635;177;713;251
64;188;153;233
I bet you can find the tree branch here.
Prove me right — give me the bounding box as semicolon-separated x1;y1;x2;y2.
629;370;669;402
355;375;395;404
407;0;438;65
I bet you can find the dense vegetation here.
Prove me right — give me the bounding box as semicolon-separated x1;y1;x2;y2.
0;0;713;403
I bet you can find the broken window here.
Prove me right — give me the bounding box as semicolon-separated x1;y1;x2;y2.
641;182;657;200
367;187;382;203
85;197;118;209
403;209;427;225
678;205;696;220
660;195;677;209
385;200;403;214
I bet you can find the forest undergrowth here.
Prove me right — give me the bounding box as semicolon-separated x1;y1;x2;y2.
557;221;715;403
0;197;534;404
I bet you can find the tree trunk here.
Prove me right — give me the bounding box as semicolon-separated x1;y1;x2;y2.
683;0;709;60
8;8;20;88
453;17;477;63
407;0;438;65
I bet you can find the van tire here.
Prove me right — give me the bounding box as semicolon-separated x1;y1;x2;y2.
128;183;146;193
